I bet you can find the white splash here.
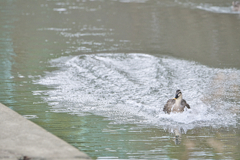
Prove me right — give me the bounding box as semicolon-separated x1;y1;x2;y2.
35;53;240;131
175;0;239;14
196;5;236;14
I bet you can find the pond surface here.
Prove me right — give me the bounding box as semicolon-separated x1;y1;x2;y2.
1;0;240;159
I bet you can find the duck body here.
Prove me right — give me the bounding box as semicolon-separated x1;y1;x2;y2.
163;90;190;114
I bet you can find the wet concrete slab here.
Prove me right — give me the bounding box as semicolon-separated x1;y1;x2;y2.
0;103;91;160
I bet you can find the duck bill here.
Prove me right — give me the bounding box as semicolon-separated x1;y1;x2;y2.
175;94;179;99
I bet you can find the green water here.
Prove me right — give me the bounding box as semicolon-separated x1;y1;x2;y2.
1;0;240;159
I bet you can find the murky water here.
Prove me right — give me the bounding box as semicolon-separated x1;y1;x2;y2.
1;0;240;159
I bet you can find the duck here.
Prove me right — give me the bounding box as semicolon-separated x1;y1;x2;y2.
163;90;190;114
232;1;240;11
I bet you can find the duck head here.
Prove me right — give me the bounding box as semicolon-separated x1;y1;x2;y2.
174;89;182;100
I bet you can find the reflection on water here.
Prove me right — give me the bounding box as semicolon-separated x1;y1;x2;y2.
1;0;240;159
0;0;16;106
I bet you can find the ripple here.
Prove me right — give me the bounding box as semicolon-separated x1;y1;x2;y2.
23;115;39;119
196;5;237;14
35;53;240;131
175;0;239;14
53;8;67;12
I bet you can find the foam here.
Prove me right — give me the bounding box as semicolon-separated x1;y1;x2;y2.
175;0;239;14
35;53;240;131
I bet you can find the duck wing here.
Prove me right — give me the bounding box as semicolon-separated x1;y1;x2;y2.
163;99;175;114
181;99;190;109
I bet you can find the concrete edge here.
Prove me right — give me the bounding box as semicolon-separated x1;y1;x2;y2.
0;103;92;160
